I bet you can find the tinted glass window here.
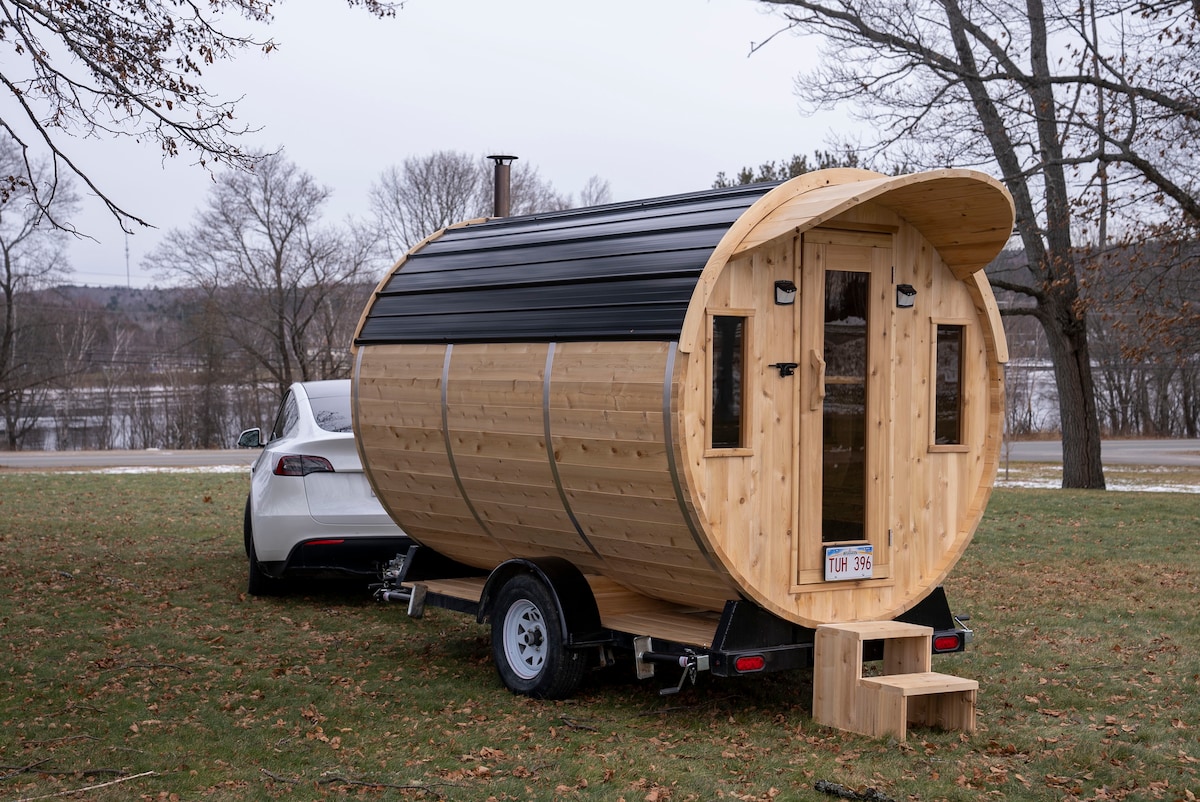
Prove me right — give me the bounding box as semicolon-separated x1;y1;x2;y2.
310;393;354;433
711;316;746;449
270;393;300;442
935;324;964;445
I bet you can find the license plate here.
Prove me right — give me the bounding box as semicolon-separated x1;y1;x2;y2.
824;545;874;581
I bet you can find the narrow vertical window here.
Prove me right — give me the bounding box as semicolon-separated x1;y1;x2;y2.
934;324;964;445
711;316;745;449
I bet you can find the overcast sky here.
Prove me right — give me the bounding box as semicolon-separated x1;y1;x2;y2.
62;0;845;288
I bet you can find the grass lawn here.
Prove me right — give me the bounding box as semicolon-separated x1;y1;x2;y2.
1;472;1197;801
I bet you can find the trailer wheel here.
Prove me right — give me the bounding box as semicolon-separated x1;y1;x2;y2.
491;574;585;699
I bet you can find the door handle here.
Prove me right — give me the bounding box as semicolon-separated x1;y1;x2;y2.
768;362;799;377
809;349;826;411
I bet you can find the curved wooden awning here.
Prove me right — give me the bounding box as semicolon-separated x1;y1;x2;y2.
679;168;1015;355
730;169;1015;277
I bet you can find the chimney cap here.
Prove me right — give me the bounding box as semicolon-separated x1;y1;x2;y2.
487;154;519;163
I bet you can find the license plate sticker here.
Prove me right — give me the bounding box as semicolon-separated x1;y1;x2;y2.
824;545;874;581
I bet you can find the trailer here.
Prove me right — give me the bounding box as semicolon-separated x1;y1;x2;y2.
352;168;1013;703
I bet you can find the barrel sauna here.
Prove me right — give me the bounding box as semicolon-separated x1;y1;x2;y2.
352;168;1014;629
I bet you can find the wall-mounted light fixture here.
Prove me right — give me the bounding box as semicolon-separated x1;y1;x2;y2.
896;284;917;309
775;280;797;305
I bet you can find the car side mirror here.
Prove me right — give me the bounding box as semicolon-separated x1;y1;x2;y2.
237;427;263;449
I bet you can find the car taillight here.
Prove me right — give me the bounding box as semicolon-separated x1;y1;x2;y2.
273;455;336;476
734;655;766;673
933;634;962;652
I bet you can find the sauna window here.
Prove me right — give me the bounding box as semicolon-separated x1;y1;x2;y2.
934;324;964;445
711;316;746;449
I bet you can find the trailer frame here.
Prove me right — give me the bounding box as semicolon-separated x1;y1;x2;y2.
375;546;973;698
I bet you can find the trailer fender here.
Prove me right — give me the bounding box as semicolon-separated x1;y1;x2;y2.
478;557;603;644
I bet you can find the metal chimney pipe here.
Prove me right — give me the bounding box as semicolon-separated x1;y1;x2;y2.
488;154;517;218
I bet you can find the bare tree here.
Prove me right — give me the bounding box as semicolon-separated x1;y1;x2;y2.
145;151;378;398
369;152;484;257
0;0;397;232
507;161;572;216
578;175;614;207
0;137;78;449
757;0;1200;487
753;1;1118;489
369;151;594;254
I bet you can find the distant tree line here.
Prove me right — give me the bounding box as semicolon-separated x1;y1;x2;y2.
4;283;369;451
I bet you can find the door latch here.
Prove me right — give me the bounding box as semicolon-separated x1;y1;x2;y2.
768;362;799;377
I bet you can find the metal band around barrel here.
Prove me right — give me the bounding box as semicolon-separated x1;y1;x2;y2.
663;342;724;575
543;343;603;562
441;344;494;541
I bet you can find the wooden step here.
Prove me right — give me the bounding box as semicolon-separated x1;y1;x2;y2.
861;671;979;696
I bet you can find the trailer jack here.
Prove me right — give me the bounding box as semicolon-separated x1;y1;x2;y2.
634;637;710;695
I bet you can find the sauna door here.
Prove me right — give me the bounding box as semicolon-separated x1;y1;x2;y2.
794;229;892;587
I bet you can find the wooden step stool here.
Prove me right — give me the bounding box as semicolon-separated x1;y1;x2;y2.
812;621;978;742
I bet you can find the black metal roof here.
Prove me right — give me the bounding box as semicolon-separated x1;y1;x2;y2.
355;182;778;345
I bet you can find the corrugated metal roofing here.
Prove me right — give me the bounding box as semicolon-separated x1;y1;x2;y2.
355;182;778;345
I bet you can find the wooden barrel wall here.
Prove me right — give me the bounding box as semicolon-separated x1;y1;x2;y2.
355;340;741;610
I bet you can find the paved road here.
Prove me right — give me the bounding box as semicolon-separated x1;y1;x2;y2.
1005;439;1200;467
1;440;1197;470
0;448;258;470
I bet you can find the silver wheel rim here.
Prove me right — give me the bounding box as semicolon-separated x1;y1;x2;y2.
503;598;547;680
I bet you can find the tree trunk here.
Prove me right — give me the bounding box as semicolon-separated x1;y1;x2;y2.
1041;296;1106;488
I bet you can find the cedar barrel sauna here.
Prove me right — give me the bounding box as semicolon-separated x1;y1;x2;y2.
352;168;1014;639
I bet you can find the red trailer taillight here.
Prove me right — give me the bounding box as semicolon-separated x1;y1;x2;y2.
734;655;766;673
933;634;962;652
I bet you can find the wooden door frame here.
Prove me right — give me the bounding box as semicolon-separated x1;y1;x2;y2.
793;228;895;589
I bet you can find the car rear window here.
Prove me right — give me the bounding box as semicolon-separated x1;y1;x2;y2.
311;394;354;433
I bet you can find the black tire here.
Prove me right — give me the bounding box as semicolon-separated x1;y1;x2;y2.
242;496;254;558
244;496;279;597
490;574;585;699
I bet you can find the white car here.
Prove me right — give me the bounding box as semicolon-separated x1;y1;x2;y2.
237;379;411;595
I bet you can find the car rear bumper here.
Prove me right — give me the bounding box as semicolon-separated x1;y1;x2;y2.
261;535;413;579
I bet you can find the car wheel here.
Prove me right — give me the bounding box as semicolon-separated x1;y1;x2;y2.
244;496;279;597
242;496;254;558
491;574;585;699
